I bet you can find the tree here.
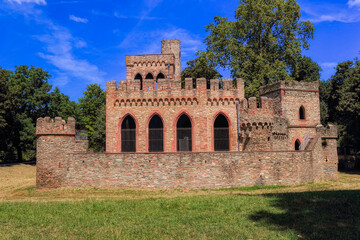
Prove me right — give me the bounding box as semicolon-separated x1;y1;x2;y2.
204;0;314;97
48;87;81;125
293;56;321;82
92;104;106;152
0;68;15;162
7;65;52;161
79;84;106;151
181;52;222;88
325;60;360;148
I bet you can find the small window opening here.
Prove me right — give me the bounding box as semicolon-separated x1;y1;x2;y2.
146;73;154;79
295;139;301;151
134;73;143;90
299;106;305;120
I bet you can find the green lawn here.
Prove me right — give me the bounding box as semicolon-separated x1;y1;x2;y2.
1;190;359;239
1;165;360;239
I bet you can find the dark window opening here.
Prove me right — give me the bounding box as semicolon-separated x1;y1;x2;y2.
299;106;305;120
146;73;154;79
214;114;229;151
156;73;165;80
295;139;301;151
134;73;143;90
177;114;192;152
149;115;164;152
121;115;136;152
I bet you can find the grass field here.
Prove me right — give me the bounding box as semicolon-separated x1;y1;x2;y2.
0;164;359;239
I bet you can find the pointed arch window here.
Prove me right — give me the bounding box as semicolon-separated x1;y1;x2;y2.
134;73;143;90
149;115;164;152
214;114;229;151
156;72;165;80
295;139;301;151
121;115;136;152
145;73;154;79
299;106;305;120
177;114;192;152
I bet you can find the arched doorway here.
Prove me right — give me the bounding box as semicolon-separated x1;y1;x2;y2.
149;115;164;152
214;114;229;151
121;115;136;152
177;114;192;152
134;73;143;90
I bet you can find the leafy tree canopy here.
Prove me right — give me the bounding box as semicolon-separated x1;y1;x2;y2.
181;52;222;81
79;84;106;150
323;60;360;148
204;0;314;97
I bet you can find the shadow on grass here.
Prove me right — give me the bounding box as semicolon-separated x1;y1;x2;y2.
0;161;36;167
249;190;360;240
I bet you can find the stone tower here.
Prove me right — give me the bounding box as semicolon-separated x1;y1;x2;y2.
161;39;181;80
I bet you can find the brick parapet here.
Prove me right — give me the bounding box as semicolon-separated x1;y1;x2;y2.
106;78;245;102
317;124;338;139
36;117;75;136
259;80;319;95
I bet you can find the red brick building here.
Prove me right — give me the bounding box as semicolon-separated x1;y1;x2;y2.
36;39;339;189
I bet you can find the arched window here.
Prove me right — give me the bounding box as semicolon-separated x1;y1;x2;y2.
121;115;136;152
145;73;154;79
299;106;305;120
214;114;229;151
156;73;165;80
134;73;143;90
295;139;301;151
149;115;164;152
177;114;192;152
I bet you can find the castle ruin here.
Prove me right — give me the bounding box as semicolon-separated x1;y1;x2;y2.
36;39;338;189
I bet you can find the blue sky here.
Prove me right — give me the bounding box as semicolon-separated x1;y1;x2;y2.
0;0;359;101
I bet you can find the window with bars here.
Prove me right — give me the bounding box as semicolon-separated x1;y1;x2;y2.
177;114;192;152
121;115;136;152
149;115;164;152
214;114;229;151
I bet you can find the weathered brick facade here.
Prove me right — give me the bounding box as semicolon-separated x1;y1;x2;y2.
36;39;339;189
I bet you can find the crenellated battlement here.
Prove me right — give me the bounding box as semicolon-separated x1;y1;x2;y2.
238;97;274;117
259;80;319;95
36;117;76;136
107;78;245;101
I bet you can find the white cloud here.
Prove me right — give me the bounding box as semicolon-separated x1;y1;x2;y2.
6;0;46;5
348;0;360;8
69;14;88;23
37;26;106;85
301;2;360;23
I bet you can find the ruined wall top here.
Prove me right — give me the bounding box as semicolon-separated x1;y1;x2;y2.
36;117;76;136
259;80;319;96
317;124;338;139
106;78;245;99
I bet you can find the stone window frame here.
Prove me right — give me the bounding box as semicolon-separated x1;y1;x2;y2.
294;139;301;151
118;113;139;153
212;111;231;152
299;105;306;120
146;112;166;153
174;111;194;152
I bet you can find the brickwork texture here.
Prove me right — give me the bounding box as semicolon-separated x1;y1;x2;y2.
36;39;338;189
